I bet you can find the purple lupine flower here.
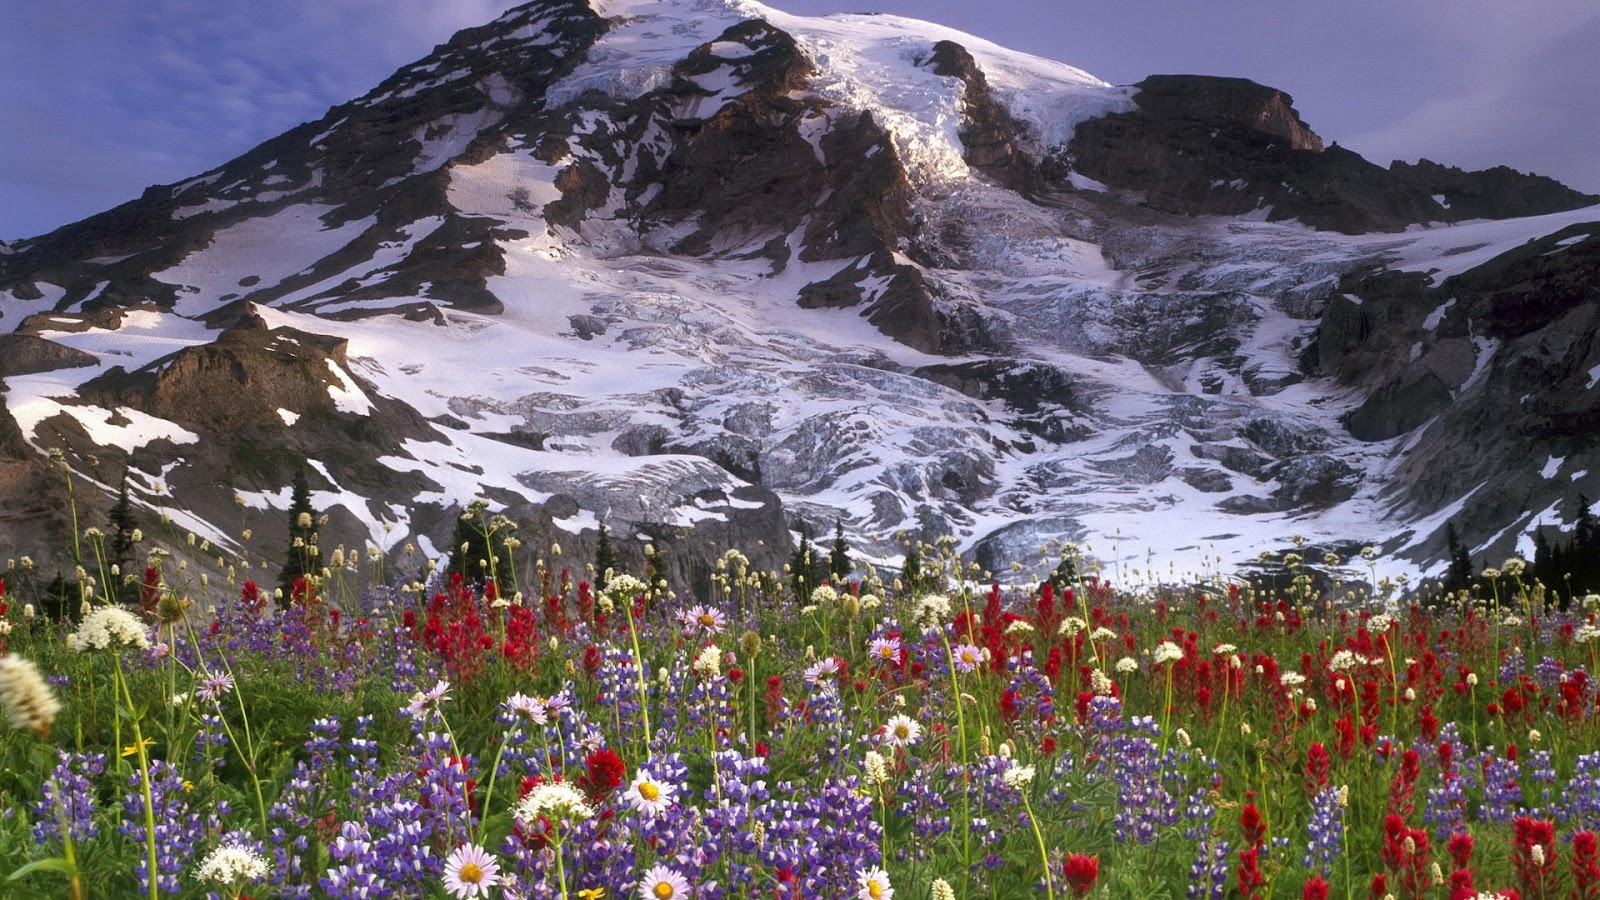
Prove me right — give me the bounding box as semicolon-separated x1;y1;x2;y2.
33;749;106;846
1303;785;1343;876
1565;751;1600;830
120;759;212;896
1479;749;1522;824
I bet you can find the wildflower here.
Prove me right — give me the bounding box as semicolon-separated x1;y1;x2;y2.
856;866;893;900
515;781;595;826
1059;616;1087;636
637;864;691;899
1089;626;1117;641
863;750;890;787
869;635;903;665
810;585;839;606
1002;763;1035;789
606;573;649;601
1152;640;1190;662
1502;557;1527;577
504;692;549;725
1328;650;1359;671
1090;669;1114;695
1062;853;1100;897
882;713;922;748
803;657;840;685
624;769;677;818
1368;614;1394;634
1115;657;1138;674
65;606;150;652
579;890;605;900
951;643;983;673
1005;620;1035;635
0;655;61;734
196;670;235;702
442;843;501;898
121;737;155;758
680;604;726;635
691;644;722;679
1280;672;1307;688
406;680;452;717
1213;643;1237;655
931;879;956;900
914;594;951;631
195;841;269;886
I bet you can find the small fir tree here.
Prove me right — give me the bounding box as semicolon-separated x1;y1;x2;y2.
595;522;620;584
827;518;852;583
107;472;139;600
276;467;320;604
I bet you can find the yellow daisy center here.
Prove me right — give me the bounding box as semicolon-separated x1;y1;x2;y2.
894;723;911;739
868;880;884;899
698;614;715;626
879;647;895;658
639;781;661;802
653;881;676;899
459;862;484;884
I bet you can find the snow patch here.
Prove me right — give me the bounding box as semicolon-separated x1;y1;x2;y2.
1542;456;1564;479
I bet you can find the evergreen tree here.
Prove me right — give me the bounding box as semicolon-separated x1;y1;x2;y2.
827;518;852;583
789;524;820;602
901;540;925;595
595;522;620;584
276;467;320;604
1534;527;1557;600
1444;522;1474;596
445;500;518;587
1575;495;1598;593
108;471;139;598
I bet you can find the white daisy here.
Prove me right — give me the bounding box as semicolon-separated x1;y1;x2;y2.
856;865;894;900
442;843;501;899
624;768;678;818
638;863;692;899
882;713;922;748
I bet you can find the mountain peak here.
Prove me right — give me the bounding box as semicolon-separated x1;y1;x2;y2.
1;0;1597;589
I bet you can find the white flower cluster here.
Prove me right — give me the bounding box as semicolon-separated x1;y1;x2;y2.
1090;668;1115;695
65;606;150;652
1058;616;1087;636
195;842;269;885
604;574;649;599
1328;649;1360;672
913;594;951;631
1001;763;1035;789
692;644;723;679
1367;614;1394;634
515;782;596;827
1151;641;1184;665
809;585;839;606
0;655;61;733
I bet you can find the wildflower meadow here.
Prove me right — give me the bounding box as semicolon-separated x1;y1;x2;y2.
5;518;1600;900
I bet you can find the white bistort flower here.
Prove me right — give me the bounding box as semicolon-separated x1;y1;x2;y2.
515;781;596;827
1002;762;1035;789
195;841;270;886
692;644;723;679
0;655;61;734
1151;641;1184;665
66;606;150;652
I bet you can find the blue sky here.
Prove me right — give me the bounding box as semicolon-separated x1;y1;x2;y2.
2;0;1596;240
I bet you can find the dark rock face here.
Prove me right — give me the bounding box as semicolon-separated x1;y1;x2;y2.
1065;75;1598;233
0;334;99;378
925;41;1039;194
1318;226;1600;558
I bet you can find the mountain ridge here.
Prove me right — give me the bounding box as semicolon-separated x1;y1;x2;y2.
1;0;1597;591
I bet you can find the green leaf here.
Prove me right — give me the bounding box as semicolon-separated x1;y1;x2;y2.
8;855;78;881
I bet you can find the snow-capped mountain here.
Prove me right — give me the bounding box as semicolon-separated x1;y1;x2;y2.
2;0;1598;588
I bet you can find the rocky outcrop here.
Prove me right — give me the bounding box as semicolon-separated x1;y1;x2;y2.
925;41;1039;194
1065;75;1598;233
